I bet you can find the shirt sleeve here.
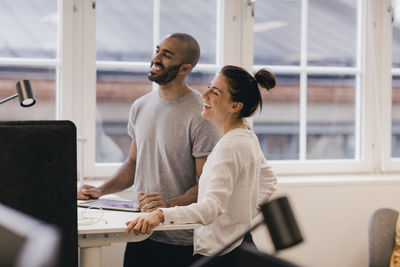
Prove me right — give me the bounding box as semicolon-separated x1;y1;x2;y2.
191;118;221;158
127;103;136;138
161;145;239;225
257;157;277;206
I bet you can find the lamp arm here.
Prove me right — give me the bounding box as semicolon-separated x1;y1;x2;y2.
0;94;18;105
190;220;264;267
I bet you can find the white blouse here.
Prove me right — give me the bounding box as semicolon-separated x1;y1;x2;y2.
161;128;277;256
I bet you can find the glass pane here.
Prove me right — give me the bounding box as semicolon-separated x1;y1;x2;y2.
0;1;57;58
307;75;355;159
187;70;217;94
97;1;153;62
308;0;358;66
160;0;217;64
254;0;301;66
96;1;219;163
254;74;300;160
95;68;216;163
0;67;56;120
392;76;400;157
96;69;151;163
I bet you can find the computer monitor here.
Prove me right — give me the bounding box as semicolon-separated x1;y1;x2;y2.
0;120;78;267
0;203;60;267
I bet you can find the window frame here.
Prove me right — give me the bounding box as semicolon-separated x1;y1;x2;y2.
57;0;399;179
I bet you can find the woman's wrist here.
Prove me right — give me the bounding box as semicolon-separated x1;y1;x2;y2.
157;209;165;223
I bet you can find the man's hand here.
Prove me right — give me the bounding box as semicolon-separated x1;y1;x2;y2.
137;191;170;212
125;209;164;235
77;185;102;200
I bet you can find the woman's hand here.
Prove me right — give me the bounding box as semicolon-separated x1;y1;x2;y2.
125;209;165;235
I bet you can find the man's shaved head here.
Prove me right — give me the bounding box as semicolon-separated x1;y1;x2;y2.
168;33;200;68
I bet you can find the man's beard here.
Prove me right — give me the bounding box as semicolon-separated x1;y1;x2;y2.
148;62;182;85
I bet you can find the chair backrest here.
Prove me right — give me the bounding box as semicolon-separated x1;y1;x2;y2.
0;203;60;267
369;208;399;267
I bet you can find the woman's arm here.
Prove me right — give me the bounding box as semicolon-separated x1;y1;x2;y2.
126;145;240;234
257;157;277;206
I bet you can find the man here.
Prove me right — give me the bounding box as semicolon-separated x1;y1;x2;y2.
77;33;220;267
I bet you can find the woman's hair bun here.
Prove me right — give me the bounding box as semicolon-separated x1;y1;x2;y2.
254;69;276;91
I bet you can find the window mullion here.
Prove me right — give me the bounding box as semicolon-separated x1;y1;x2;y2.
220;0;242;66
58;0;75;121
379;0;393;172
80;0;97;178
59;0;83;181
382;0;396;170
354;0;364;160
241;0;254;72
363;0;393;173
299;0;308;160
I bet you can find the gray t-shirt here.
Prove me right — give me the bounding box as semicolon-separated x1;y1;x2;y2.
127;89;220;245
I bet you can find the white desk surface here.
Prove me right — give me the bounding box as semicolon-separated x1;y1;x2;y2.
78;207;200;234
77;198;200;246
77;197;200;267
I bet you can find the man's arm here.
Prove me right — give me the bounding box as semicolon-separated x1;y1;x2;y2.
77;139;138;200
138;156;207;212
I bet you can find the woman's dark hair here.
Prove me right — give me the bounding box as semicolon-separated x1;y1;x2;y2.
220;65;276;118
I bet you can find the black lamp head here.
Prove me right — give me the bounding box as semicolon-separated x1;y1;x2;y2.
261;196;304;251
16;80;35;107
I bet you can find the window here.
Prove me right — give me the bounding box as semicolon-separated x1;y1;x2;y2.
0;0;57;120
3;0;399;179
52;0;397;178
252;0;362;166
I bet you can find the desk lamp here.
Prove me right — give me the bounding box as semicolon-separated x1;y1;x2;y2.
0;80;36;107
191;196;304;267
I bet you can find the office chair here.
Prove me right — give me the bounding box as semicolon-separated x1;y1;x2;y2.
0;203;60;267
369;207;399;267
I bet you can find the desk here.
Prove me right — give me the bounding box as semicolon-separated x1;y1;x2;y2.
78;207;200;267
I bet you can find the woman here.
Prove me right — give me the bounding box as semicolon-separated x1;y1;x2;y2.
125;65;277;260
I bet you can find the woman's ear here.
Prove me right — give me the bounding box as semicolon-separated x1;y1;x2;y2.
231;102;243;113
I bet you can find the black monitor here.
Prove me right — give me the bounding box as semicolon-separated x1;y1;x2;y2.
0;121;77;267
0;203;60;267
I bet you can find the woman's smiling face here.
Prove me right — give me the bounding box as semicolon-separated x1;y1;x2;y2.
201;74;234;125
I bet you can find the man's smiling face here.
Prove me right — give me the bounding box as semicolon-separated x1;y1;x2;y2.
148;36;187;85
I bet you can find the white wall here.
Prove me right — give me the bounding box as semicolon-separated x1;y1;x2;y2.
100;176;400;267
